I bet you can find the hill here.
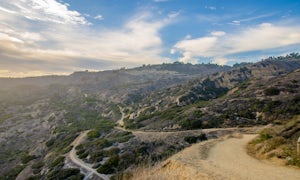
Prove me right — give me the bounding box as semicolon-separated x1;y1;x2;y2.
123;57;300;131
0;62;230;179
0;54;300;179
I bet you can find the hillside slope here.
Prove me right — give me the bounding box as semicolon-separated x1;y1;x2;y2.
248;115;300;167
0;55;300;179
123;58;300;131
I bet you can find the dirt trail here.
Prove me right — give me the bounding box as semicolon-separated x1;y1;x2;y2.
132;134;300;180
66;131;110;180
204;134;300;180
116;105;125;127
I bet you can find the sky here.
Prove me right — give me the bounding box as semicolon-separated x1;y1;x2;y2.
0;0;300;77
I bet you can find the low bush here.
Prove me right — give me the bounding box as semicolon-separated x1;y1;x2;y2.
184;134;207;144
2;165;25;180
97;155;120;174
21;153;37;164
47;168;83;180
104;147;120;157
50;156;65;168
87;130;101;140
264;87;280;96
259;131;272;141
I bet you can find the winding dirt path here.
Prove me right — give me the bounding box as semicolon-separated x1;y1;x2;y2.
66;131;110;180
116;105;125;127
132;134;300;180
204;134;300;179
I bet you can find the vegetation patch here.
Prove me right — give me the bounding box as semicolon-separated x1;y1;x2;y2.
248;116;300;167
264;87;280;96
184;134;208;144
97;155;120;174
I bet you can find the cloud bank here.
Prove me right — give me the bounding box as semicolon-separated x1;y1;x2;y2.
0;0;173;77
172;23;300;64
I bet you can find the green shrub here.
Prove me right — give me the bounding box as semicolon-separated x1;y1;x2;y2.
184;134;207;144
160;146;176;158
291;79;297;84
104;147;120;157
21;153;37;164
264;87;280;96
108;131;134;143
27;175;43;180
57;168;81;179
89;151;104;162
50;156;65;168
31;161;44;169
2;165;25;180
47;168;83;180
95;138;112;149
31;161;44;174
184;136;197;144
97;155;120;174
179;118;202;129
266;137;286;151
259;132;272;141
76;149;85;156
87;130;101;140
239;81;249;89
78;152;88;159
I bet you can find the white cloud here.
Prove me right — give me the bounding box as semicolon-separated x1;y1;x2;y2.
212;57;229;65
0;1;174;76
205;6;216;10
229;20;240;26
154;0;168;2
173;36;217;63
229;13;276;26
172;23;300;65
94;14;104;20
170;48;176;54
1;0;88;25
184;34;192;39
168;11;180;18
211;31;226;37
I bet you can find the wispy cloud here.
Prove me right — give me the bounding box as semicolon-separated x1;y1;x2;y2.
228;20;240;26
205;6;216;10
210;31;226;36
94;14;104;20
168;11;180;18
172;23;300;64
229;13;276;26
153;0;168;2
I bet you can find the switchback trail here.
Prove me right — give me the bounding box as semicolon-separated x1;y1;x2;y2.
116;105;125;127
66;131;110;180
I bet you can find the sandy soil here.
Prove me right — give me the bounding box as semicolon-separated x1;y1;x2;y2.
131;134;300;180
203;134;300;180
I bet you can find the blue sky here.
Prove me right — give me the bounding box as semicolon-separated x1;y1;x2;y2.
0;0;300;77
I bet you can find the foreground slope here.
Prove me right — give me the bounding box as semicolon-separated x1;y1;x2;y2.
133;134;300;180
248;115;300;167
